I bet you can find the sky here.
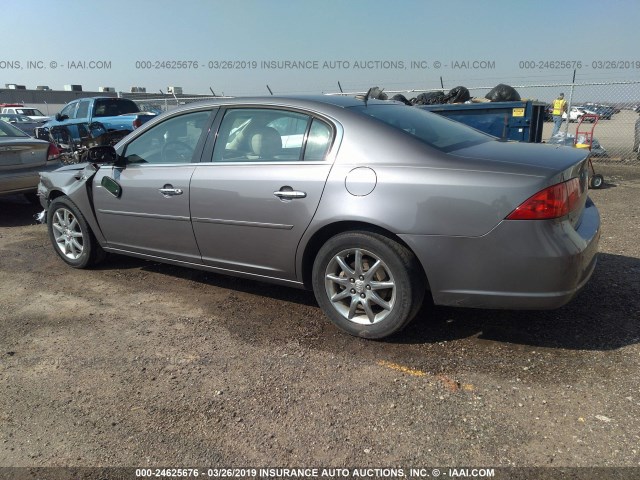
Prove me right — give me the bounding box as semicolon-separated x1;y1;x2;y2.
2;0;640;96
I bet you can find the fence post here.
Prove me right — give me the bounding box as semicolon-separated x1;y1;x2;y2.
563;70;577;136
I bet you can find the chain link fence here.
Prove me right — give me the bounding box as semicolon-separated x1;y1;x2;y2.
122;95;225;115
470;81;639;163
327;81;640;163
126;81;640;163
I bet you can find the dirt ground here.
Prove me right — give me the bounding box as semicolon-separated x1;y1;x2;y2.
0;164;639;472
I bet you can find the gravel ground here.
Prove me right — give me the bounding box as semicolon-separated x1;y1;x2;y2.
0;164;639;472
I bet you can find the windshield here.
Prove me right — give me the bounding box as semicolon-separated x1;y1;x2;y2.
93;99;140;117
351;104;492;152
17;108;45;116
0;120;28;137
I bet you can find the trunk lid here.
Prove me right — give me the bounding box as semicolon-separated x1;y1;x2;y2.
452;140;591;228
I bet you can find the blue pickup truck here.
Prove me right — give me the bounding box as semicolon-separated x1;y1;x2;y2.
43;97;155;142
39;97;156;162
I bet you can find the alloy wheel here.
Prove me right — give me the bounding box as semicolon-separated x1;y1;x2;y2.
51;207;84;260
324;248;396;325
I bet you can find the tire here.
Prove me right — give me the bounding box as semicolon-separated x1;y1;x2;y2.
47;196;105;269
590;174;604;189
312;231;425;339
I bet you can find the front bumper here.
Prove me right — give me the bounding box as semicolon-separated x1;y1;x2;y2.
400;197;601;310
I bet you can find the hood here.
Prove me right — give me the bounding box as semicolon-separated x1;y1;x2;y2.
55;162;90;172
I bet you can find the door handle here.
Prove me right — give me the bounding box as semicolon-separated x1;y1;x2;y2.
273;190;307;200
159;185;183;197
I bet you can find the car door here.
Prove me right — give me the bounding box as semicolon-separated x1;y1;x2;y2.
190;107;337;281
72;99;91;140
92;108;216;263
48;101;78;145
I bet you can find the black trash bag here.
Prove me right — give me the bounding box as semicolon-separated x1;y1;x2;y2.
368;86;387;100
411;91;446;105
391;94;412;105
485;84;521;102
444;86;471;103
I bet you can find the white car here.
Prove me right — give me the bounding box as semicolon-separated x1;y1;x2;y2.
0;106;50;122
562;107;585;123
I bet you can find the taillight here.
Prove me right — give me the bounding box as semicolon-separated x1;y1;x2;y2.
506;178;581;220
47;143;60;161
133;119;142;129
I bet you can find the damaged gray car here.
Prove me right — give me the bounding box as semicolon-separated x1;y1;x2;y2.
37;96;600;339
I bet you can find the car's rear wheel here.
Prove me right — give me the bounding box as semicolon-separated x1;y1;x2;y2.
47;197;104;269
312;231;425;339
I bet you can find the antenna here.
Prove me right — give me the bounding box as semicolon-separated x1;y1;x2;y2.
338;81;343;93
266;85;273;95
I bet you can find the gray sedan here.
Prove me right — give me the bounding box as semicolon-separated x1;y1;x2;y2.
0;120;61;200
0;113;46;137
37;96;600;339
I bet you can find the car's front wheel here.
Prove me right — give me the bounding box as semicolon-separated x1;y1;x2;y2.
312;231;425;339
47;197;104;269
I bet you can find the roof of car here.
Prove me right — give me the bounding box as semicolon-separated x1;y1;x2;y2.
169;95;401;114
278;94;389;107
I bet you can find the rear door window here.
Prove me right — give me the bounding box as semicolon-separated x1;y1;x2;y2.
211;108;334;162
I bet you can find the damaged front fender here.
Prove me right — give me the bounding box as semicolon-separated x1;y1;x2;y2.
37;163;107;245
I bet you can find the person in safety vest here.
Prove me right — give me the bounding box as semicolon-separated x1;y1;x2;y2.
552;92;567;136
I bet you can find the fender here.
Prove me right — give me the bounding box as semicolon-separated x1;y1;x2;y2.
38;163;108;245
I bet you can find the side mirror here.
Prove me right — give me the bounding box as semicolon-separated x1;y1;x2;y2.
55;113;69;122
87;145;118;164
34;127;51;141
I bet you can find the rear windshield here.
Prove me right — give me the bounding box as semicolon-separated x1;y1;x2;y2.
351;104;492;152
93;99;140;117
0;120;28;137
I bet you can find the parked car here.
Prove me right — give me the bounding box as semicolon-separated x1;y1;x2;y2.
1;106;50;122
0;120;61;201
563;106;589;122
581;105;613;120
36;96;600;339
0;113;46;136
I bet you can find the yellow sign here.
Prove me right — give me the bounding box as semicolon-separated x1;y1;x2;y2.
512;108;525;117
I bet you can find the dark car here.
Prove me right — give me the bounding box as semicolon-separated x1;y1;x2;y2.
0;113;46;136
581;105;613;120
37;96;600;339
0;120;61;201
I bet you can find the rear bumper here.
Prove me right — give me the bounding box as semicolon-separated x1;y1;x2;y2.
400;197;601;310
